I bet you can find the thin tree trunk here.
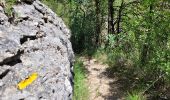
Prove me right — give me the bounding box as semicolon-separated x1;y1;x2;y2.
108;0;115;34
95;0;101;46
117;0;124;34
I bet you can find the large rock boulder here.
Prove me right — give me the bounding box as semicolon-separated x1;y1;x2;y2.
0;0;74;100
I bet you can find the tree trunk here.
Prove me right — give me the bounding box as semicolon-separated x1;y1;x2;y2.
108;0;115;34
117;0;124;34
95;0;101;46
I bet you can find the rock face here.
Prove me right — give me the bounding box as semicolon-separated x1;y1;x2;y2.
0;0;74;100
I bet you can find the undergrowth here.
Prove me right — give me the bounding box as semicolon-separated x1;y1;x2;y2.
126;92;146;100
41;0;70;26
4;0;17;16
91;43;169;99
73;58;89;100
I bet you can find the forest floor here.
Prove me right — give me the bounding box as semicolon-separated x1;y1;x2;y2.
80;57;126;100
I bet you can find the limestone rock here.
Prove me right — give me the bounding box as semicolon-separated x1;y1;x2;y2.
0;0;74;100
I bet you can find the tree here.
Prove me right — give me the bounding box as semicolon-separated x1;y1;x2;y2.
94;0;101;46
108;0;115;34
116;0;124;34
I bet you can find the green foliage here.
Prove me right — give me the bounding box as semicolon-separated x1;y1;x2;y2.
4;0;17;16
42;0;170;98
126;92;146;100
73;58;89;100
42;0;70;26
106;34;116;48
69;0;99;53
42;0;102;53
92;47;108;63
104;0;170;98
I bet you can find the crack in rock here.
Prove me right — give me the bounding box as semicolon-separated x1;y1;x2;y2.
0;50;23;66
0;69;10;79
20;35;37;44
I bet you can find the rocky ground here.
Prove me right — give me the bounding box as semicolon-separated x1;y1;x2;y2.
0;0;74;100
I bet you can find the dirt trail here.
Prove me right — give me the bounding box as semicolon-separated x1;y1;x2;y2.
81;57;125;100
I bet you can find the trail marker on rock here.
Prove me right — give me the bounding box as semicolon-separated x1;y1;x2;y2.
17;72;38;90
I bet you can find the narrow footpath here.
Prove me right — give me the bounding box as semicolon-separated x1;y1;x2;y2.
81;57;125;100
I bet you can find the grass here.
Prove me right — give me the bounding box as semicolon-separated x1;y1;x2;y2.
92;47;108;64
4;0;17;16
73;58;89;100
126;92;146;100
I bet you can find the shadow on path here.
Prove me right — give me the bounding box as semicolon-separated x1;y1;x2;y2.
100;65;141;100
82;57;136;100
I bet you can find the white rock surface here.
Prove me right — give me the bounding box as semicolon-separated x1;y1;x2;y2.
0;0;74;100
